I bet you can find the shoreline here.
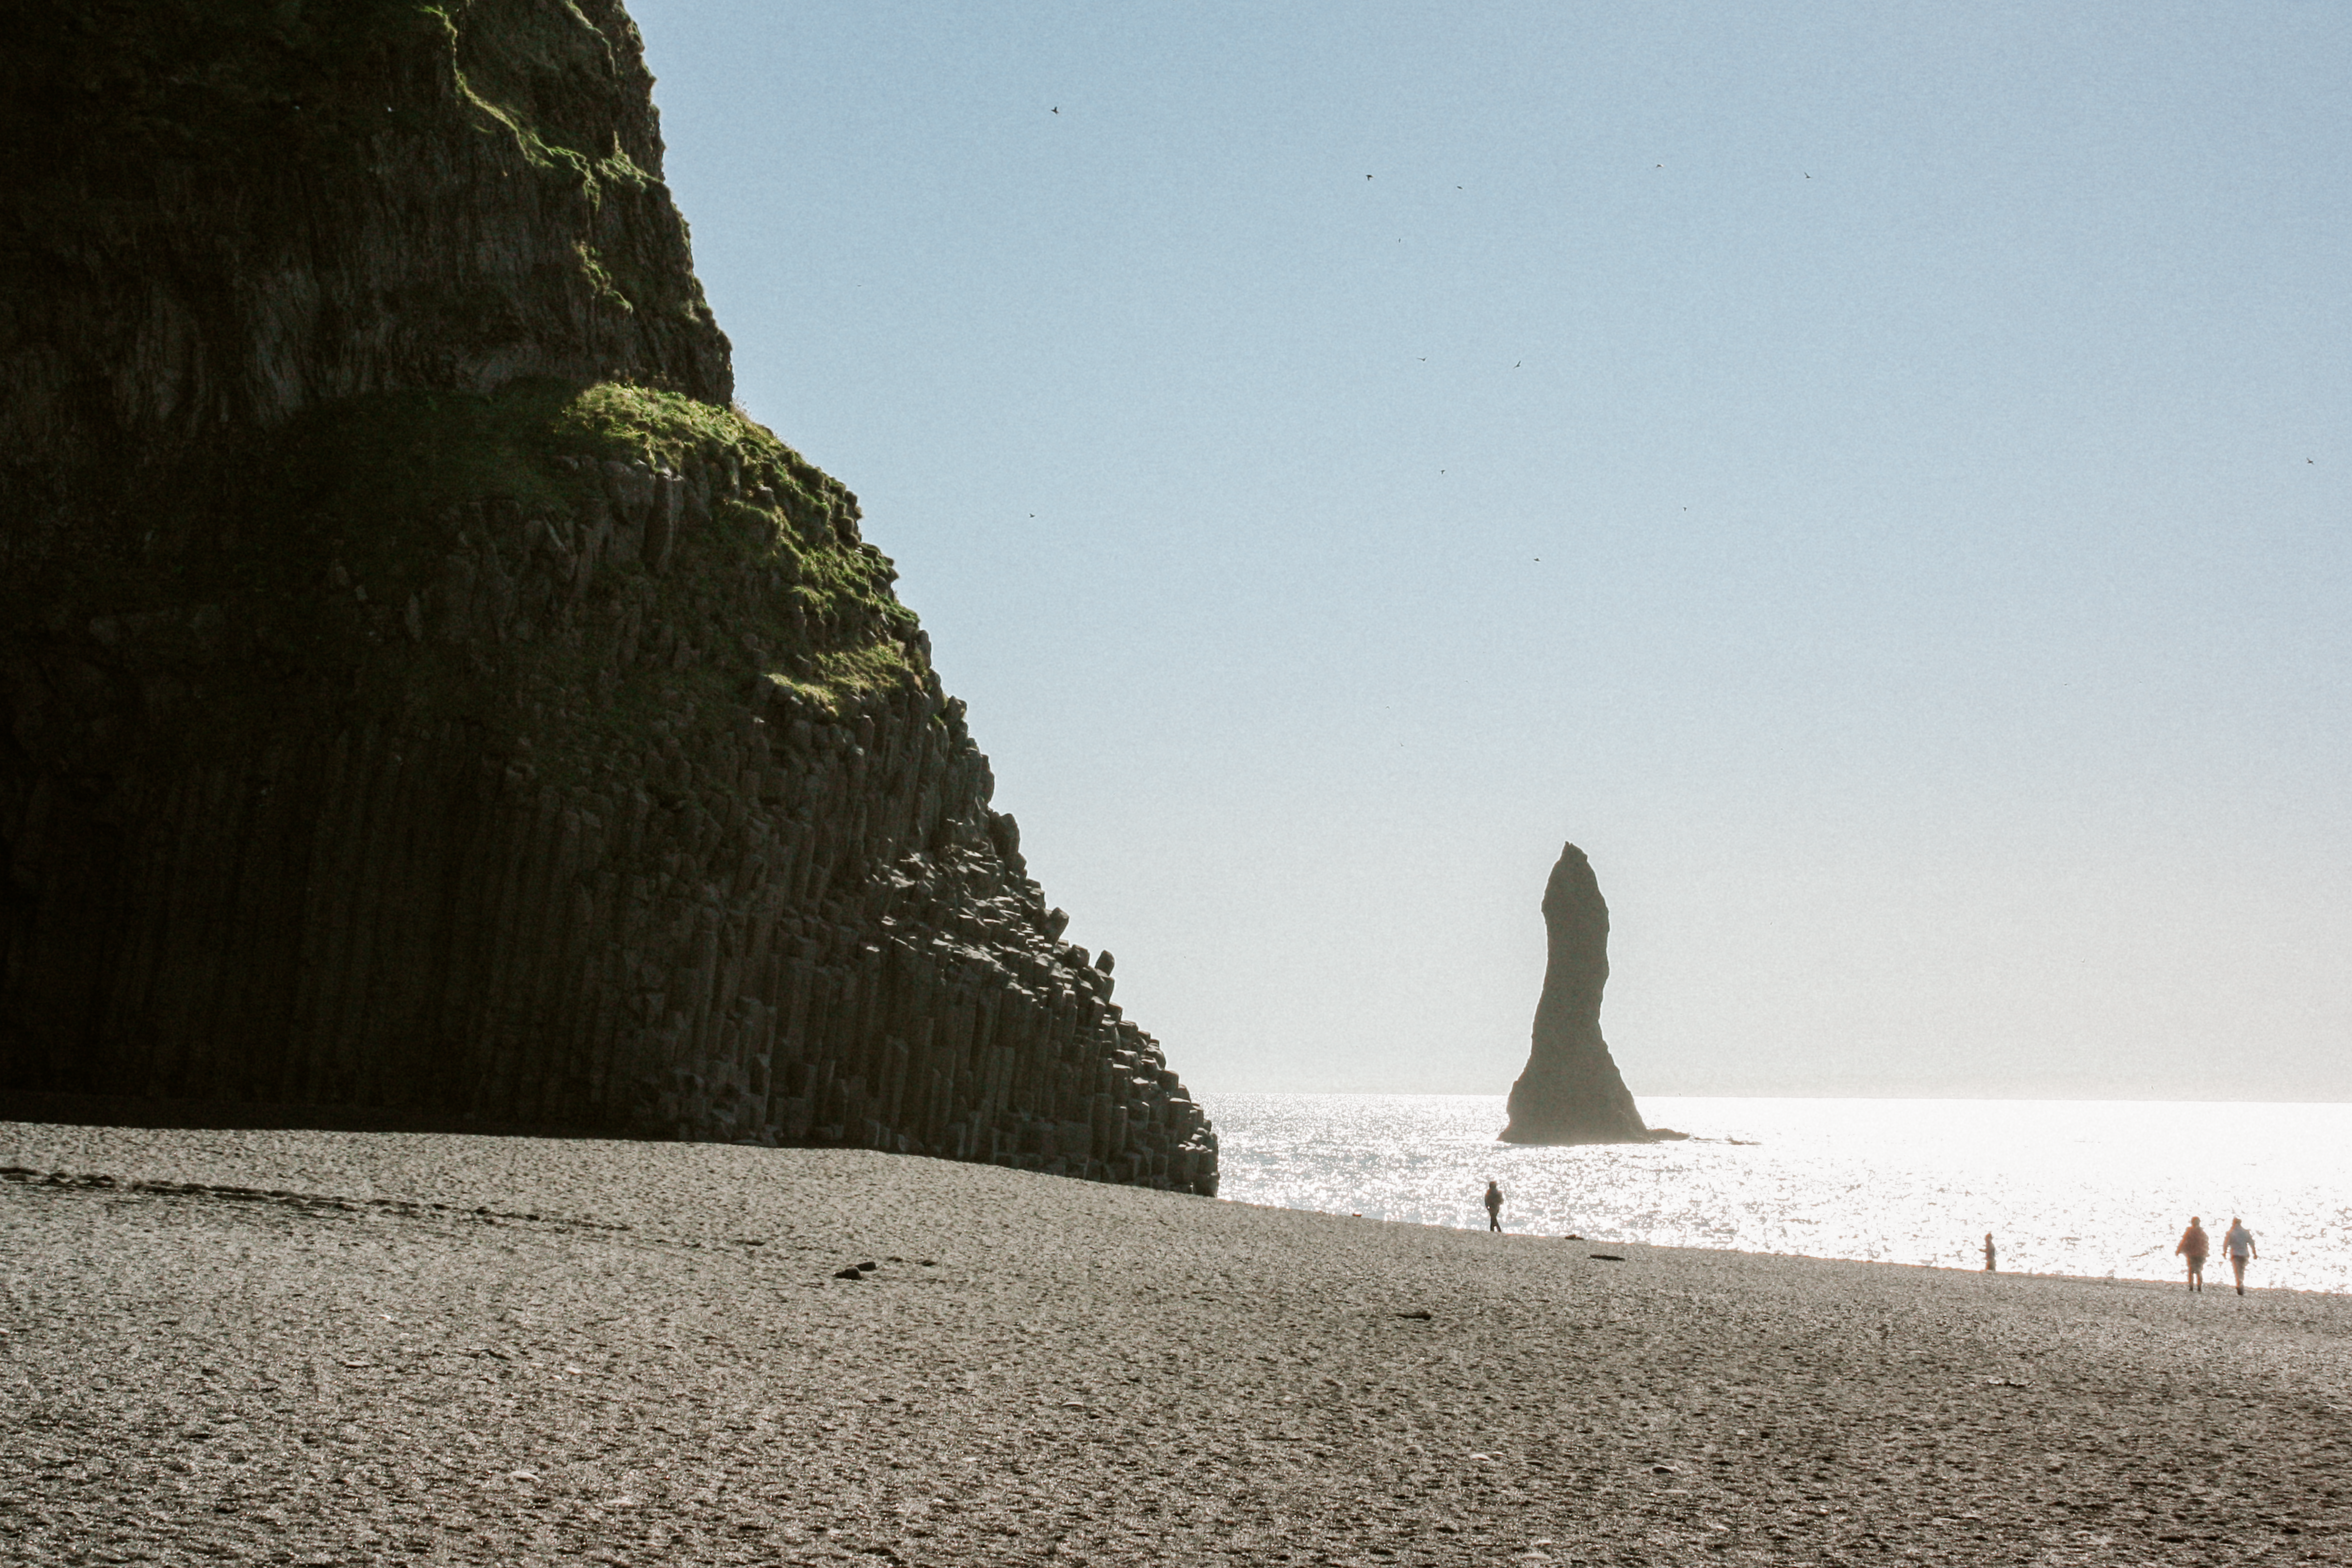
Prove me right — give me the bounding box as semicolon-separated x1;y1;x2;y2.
1207;1092;2352;1294
5;1119;2347;1565
9;1155;2331;1302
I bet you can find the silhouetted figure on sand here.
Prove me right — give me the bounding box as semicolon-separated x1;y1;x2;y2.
2223;1217;2258;1295
1484;1181;1504;1233
2177;1217;2209;1292
1982;1233;1997;1272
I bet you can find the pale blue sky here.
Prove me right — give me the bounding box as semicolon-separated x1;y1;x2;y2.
631;1;2350;1099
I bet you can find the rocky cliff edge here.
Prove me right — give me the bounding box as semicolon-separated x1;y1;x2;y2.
0;0;1217;1195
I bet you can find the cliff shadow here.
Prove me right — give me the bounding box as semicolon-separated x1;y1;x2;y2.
0;1089;629;1142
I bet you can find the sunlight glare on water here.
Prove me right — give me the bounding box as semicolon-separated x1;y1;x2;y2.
1199;1095;2352;1294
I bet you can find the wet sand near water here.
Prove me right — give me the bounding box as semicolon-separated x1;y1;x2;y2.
3;1122;2347;1565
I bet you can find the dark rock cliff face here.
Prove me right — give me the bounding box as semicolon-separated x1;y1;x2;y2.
1499;843;1648;1146
0;0;730;470
0;1;1217;1194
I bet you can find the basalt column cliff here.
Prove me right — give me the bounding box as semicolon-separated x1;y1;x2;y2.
0;0;1216;1193
1499;844;1649;1145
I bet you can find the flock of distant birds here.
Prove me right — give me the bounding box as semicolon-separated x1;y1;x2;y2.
1018;107;2325;500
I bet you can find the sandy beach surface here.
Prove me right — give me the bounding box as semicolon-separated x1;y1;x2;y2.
3;1121;2346;1566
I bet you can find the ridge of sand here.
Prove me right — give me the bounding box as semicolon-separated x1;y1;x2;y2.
3;1122;2346;1565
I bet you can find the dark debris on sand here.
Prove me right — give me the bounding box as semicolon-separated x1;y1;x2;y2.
3;1124;2348;1566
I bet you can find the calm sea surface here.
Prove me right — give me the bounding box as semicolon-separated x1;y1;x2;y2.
1199;1095;2352;1295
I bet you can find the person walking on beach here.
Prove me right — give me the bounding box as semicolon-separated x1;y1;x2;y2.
1484;1180;1504;1233
2223;1217;2258;1295
2177;1216;2210;1293
1982;1233;1997;1272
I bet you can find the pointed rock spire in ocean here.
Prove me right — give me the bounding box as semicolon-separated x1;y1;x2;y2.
1499;843;1651;1145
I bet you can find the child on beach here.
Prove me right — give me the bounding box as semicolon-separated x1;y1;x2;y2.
1484;1181;1504;1233
1982;1233;1997;1272
2223;1217;2257;1295
2176;1217;2209;1293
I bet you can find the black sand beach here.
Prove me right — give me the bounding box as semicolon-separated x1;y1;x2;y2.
4;1122;2346;1565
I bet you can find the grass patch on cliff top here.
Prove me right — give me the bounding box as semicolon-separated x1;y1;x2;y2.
11;378;927;784
553;383;776;470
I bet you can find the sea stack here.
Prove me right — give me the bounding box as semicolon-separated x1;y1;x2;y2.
1499;843;1650;1144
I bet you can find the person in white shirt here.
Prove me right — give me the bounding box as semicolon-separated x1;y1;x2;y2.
2222;1217;2258;1295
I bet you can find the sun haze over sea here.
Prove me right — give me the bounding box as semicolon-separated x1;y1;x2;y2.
635;0;2352;1110
1206;1094;2352;1294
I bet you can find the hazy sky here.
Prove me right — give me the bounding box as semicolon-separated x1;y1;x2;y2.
629;1;2350;1101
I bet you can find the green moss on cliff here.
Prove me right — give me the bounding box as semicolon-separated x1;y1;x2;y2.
6;380;927;790
7;0;659;188
2;0;728;464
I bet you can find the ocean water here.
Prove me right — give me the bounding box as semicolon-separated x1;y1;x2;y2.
1199;1094;2352;1295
